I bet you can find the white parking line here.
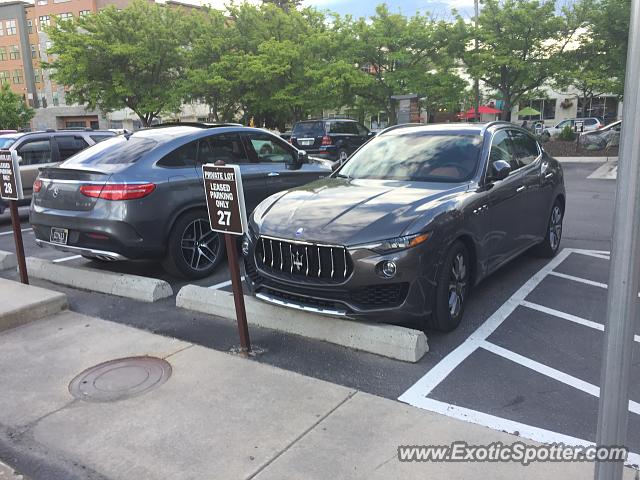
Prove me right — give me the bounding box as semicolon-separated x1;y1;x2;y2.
0;228;32;237
548;270;608;289
53;255;82;263
578;251;610;260
209;276;245;289
414;397;640;467
399;248;639;465
521;300;640;344
481;341;640;415
399;248;573;404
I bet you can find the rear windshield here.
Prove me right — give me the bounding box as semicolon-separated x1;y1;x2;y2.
292;122;324;137
0;136;18;149
63;136;158;166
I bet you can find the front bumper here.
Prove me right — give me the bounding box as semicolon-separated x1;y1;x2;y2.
243;233;440;324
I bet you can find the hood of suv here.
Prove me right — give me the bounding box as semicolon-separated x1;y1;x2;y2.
252;177;469;246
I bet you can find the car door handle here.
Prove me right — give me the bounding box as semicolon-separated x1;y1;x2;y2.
268;172;280;177
544;172;554;179
516;185;526;193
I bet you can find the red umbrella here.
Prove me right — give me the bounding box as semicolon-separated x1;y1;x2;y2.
464;105;502;118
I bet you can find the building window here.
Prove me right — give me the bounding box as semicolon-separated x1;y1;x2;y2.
5;20;16;36
27;20;33;34
39;16;50;30
577;96;619;123
12;69;23;84
0;24;4;36
37;0;48;5
518;99;557;121
30;45;38;59
54;0;72;3
0;48;6;61
59;12;73;21
9;46;20;60
79;10;91;17
34;68;41;83
52;92;59;106
0;71;9;84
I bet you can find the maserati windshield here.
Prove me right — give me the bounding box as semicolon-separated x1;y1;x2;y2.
338;132;483;182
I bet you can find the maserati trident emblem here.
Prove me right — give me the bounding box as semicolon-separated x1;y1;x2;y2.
292;251;304;271
295;227;304;237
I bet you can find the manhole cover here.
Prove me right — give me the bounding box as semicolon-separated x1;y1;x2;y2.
69;356;172;403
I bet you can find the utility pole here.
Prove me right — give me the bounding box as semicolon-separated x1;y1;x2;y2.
594;0;640;478
473;0;480;123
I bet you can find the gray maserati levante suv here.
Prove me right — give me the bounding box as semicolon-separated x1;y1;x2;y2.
30;124;329;278
243;122;565;331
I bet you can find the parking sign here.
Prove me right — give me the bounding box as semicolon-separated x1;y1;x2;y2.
0;149;23;201
202;164;247;236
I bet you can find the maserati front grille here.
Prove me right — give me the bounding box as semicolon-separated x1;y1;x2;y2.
255;236;353;283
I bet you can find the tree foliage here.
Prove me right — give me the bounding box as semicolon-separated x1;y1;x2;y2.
0;82;34;130
337;5;465;124
46;0;195;126
455;0;587;120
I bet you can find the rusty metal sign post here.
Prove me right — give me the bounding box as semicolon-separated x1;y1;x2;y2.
0;149;28;284
202;161;251;354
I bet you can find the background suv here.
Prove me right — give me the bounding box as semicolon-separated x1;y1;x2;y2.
541;117;603;139
290;119;374;163
30;125;330;279
0;129;115;214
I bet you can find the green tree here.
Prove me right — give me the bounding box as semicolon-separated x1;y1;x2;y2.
191;3;359;129
0;83;34;130
455;0;586;121
46;0;194;126
584;0;630;97
338;5;465;125
261;0;302;11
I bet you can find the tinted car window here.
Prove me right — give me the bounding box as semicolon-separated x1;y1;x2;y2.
157;140;198;168
199;133;248;164
0;136;18;149
339;132;482;182
509;130;539;167
56;135;90;161
556;120;573;128
584;118;597;126
292;122;324;137
330;122;358;134
17;139;52;165
90;134;113;143
489;130;515;170
356;124;369;136
63;136;157;166
247;134;295;164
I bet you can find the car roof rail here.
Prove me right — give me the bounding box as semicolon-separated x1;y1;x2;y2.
377;123;423;135
482;121;513;132
148;122;243;129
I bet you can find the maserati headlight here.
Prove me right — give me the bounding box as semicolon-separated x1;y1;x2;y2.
351;232;431;254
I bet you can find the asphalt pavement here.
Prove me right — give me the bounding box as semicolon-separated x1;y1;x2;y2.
0;161;628;464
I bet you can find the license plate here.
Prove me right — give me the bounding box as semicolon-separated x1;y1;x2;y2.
50;227;68;245
298;138;314;146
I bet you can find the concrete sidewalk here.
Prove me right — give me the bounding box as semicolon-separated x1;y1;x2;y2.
0;282;636;479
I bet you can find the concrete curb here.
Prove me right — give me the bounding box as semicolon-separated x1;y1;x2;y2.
176;285;428;363
0;250;17;271
26;257;174;302
0;277;68;332
557;156;617;163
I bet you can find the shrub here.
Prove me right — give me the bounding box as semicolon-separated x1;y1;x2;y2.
558;124;576;141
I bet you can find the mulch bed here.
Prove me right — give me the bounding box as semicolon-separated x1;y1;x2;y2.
542;140;619;157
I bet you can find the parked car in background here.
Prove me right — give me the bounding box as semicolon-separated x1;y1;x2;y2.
541;117;603;139
0;129;115;213
290;119;374;163
244;122;565;332
580;120;621;151
30;124;330;279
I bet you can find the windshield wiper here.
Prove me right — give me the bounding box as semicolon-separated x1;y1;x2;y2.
335;173;352;180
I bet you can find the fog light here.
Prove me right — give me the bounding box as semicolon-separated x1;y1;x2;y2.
381;260;397;278
241;236;250;256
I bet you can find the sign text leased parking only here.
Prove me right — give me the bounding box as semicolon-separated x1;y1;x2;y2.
202;164;247;236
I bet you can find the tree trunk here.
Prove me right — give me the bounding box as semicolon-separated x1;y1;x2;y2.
501;94;512;122
387;104;397;126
